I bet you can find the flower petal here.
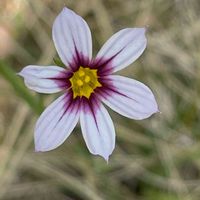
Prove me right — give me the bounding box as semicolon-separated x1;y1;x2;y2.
19;65;67;93
96;28;147;73
52;7;92;68
80;98;115;161
100;75;158;120
35;93;79;151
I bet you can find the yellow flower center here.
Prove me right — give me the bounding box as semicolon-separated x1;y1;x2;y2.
69;66;102;99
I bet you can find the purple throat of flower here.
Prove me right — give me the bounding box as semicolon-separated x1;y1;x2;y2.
53;49;121;113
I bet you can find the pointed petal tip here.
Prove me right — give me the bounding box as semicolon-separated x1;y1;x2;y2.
34;142;48;152
154;103;160;114
148;107;160;118
17;68;28;78
100;153;110;163
134;27;148;34
62;6;69;12
148;105;160;118
16;72;21;76
105;156;110;164
17;71;23;77
34;147;41;153
61;7;76;17
157;109;162;114
34;144;46;152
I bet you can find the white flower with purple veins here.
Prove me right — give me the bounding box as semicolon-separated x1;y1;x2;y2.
19;7;158;161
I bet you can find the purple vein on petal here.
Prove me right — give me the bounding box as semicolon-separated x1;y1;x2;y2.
35;92;72;145
93;48;124;76
44;96;80;150
81;95;100;132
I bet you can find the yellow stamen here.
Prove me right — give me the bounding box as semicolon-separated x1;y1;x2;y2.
78;70;85;77
77;79;83;86
84;76;90;83
69;66;102;99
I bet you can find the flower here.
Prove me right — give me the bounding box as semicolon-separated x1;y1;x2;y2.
19;7;158;161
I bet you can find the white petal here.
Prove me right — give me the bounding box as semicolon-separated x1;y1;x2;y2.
101;75;158;120
35;93;79;151
52;7;92;67
19;65;67;93
96;28;147;72
80;100;115;161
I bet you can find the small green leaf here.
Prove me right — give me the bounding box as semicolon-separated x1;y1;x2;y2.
53;57;65;68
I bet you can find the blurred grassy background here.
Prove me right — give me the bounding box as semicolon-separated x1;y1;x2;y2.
0;0;200;199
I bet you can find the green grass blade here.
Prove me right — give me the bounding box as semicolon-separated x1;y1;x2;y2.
0;61;44;115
